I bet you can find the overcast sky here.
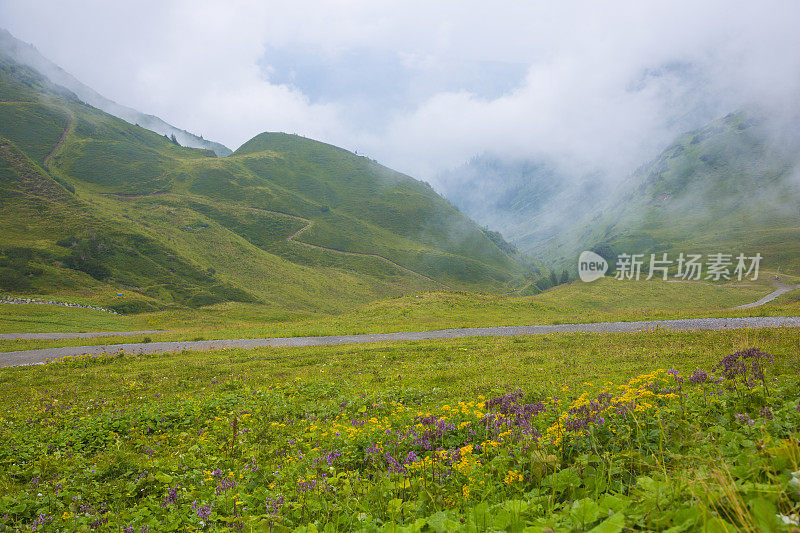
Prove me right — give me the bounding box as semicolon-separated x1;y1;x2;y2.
1;0;799;181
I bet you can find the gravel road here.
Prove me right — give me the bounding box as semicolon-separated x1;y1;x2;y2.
2;316;800;368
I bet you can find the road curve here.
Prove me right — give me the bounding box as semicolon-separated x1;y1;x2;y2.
731;283;800;309
2;316;800;368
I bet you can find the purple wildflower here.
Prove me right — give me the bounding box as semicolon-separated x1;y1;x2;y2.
312;449;343;467
266;494;285;519
596;392;613;404
384;452;407;474
688;369;709;384
31;514;53;531
714;348;774;383
191;500;212;521
485;390;546;430
715;352;748;380
216;477;236;496
89;517;108;530
162;486;180;507
297;479;317;492
365;442;380;455
734;413;755;426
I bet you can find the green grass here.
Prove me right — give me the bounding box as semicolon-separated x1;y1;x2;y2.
0;102;69;163
0;303;138;333
1;327;798;530
2;276;798;352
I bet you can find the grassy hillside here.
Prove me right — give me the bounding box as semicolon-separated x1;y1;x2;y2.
0;28;232;156
541;110;800;273
0;55;521;315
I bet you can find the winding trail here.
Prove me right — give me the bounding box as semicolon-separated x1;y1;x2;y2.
252;207;445;287
731;282;800;309
2;316;800;368
42;109;73;167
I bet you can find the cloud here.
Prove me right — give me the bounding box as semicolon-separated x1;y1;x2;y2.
1;0;798;181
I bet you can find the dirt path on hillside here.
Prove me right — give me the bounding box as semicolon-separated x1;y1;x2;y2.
253;207;446;287
3;316;800;368
732;283;800;309
43;110;73;166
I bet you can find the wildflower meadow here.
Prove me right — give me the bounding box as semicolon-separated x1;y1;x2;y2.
0;330;799;531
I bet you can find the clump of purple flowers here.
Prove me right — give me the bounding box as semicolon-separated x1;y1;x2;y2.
384;452;407;474
485;390;524;412
734;413;755;426
30;513;52;531
688;369;709;384
413;415;456;447
191;500;212;521
162;486;180;507
312;449;342;468
216;477;236;496
666;369;684;383
265;495;285;526
485;390;546;432
565;401;606;432
714;348;774;391
297;479;317;492
266;494;284;515
89;516;108;530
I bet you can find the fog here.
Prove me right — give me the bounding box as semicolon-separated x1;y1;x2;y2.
1;0;799;186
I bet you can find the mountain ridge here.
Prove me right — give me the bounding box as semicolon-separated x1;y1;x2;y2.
0;51;523;313
0;28;232;157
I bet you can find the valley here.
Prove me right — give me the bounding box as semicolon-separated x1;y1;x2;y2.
0;18;799;532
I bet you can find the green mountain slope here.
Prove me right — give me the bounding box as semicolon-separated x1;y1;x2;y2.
542;109;800;274
0;28;232;157
0;55;521;313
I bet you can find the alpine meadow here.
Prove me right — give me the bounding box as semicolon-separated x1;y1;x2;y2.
0;4;799;532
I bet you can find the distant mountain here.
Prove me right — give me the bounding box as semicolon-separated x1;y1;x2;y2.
0;54;521;312
0;28;232;157
547;108;800;272
439;107;800;276
435;154;606;254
